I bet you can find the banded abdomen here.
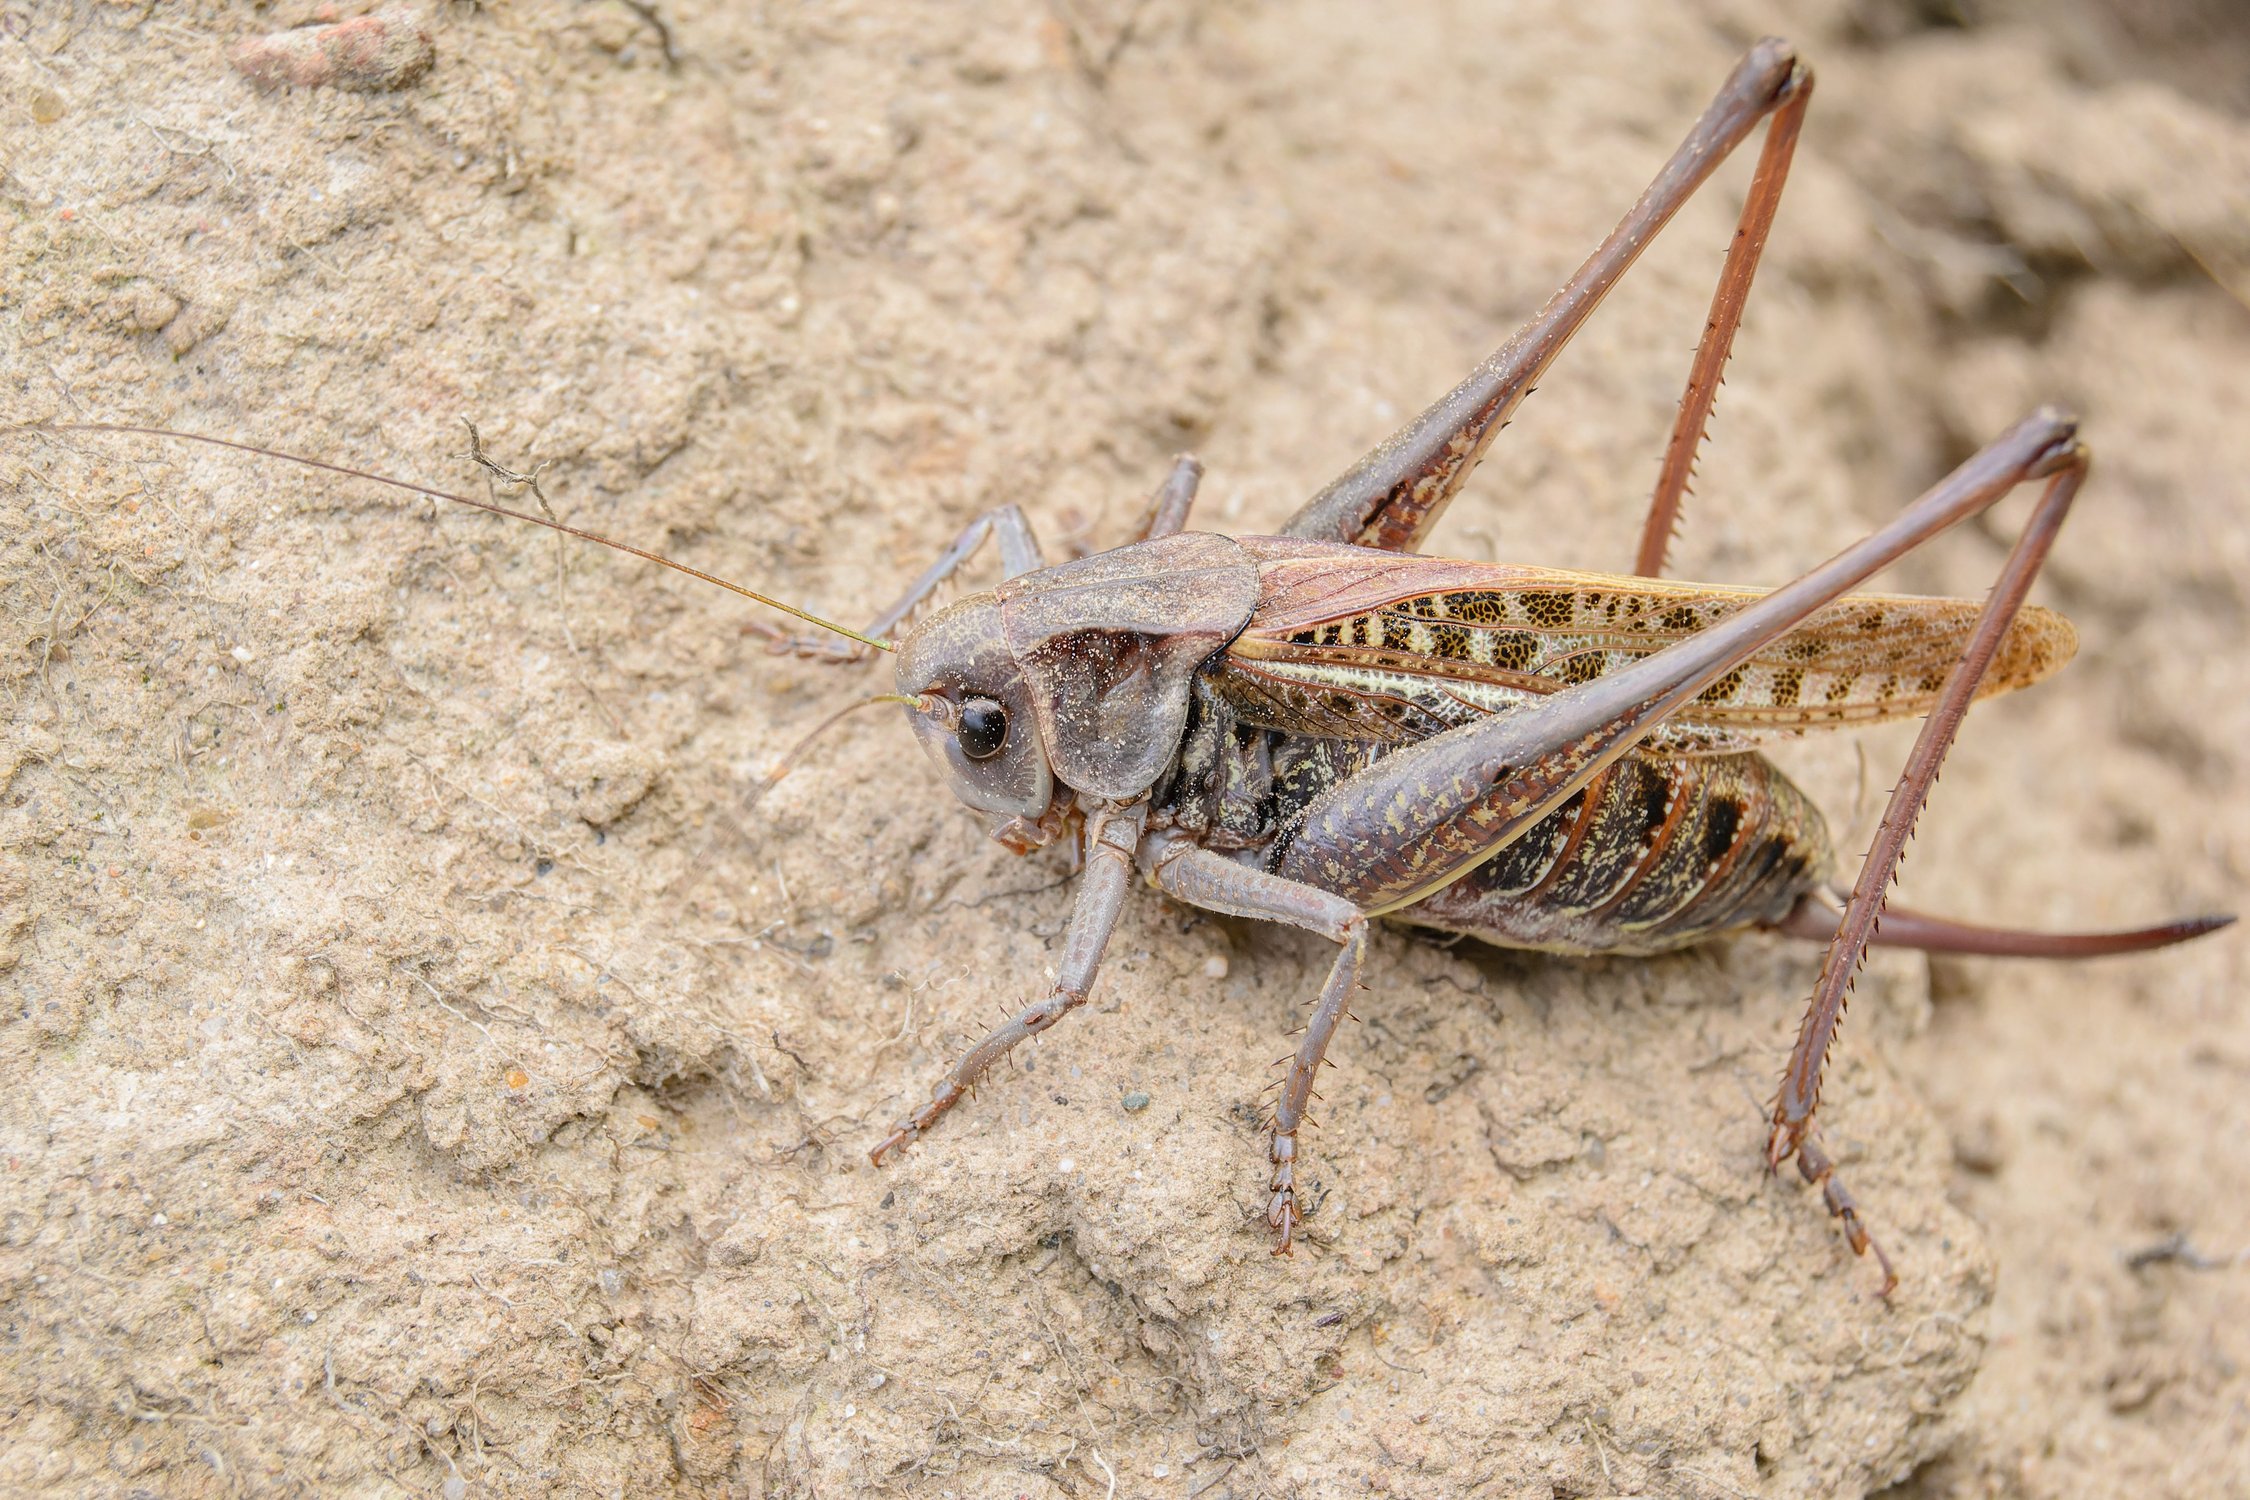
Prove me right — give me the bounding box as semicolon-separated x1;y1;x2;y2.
1394;747;1830;955
1160;689;1833;956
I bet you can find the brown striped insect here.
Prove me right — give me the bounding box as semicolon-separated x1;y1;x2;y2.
26;38;2228;1291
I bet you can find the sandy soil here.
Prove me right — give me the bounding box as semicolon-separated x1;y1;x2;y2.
3;1;2245;1495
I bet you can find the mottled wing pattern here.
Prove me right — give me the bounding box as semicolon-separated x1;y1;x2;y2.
1217;535;2076;751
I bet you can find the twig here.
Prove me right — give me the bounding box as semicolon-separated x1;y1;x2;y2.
457;417;627;738
2124;1232;2248;1272
600;0;677;68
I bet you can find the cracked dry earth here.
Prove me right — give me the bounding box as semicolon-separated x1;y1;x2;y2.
3;1;2246;1496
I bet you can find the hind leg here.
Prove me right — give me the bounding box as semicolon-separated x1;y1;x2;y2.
1765;441;2092;1296
1631;64;1810;577
1280;41;1809;555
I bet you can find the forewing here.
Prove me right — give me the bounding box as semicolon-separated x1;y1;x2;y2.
1221;536;2077;748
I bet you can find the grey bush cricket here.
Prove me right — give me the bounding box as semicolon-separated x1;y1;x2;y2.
27;38;2229;1292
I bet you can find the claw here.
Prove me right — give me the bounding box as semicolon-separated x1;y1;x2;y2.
870;1125;915;1165
1269;1196;1299;1256
871;1081;964;1166
745;617;868;663
1763;1116;1797;1173
1869;1243;1900;1300
1789;1133;1898;1296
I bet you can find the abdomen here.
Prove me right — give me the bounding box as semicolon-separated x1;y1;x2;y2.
1395;750;1832;955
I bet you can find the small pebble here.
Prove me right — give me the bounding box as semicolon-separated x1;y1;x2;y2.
443;1477;467;1500
1122;1091;1151;1113
1201;953;1229;980
1953;1114;2010;1174
229;6;434;93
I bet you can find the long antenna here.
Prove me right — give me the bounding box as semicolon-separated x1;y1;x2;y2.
17;422;894;654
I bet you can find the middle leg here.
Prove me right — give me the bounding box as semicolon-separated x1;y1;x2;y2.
1132;454;1205;542
1147;837;1369;1253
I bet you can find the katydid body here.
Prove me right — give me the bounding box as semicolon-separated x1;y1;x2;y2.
869;408;2138;1274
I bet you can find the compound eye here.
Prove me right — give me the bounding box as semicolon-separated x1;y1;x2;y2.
957;698;1008;761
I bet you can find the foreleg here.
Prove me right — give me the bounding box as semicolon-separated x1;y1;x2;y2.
870;799;1146;1161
